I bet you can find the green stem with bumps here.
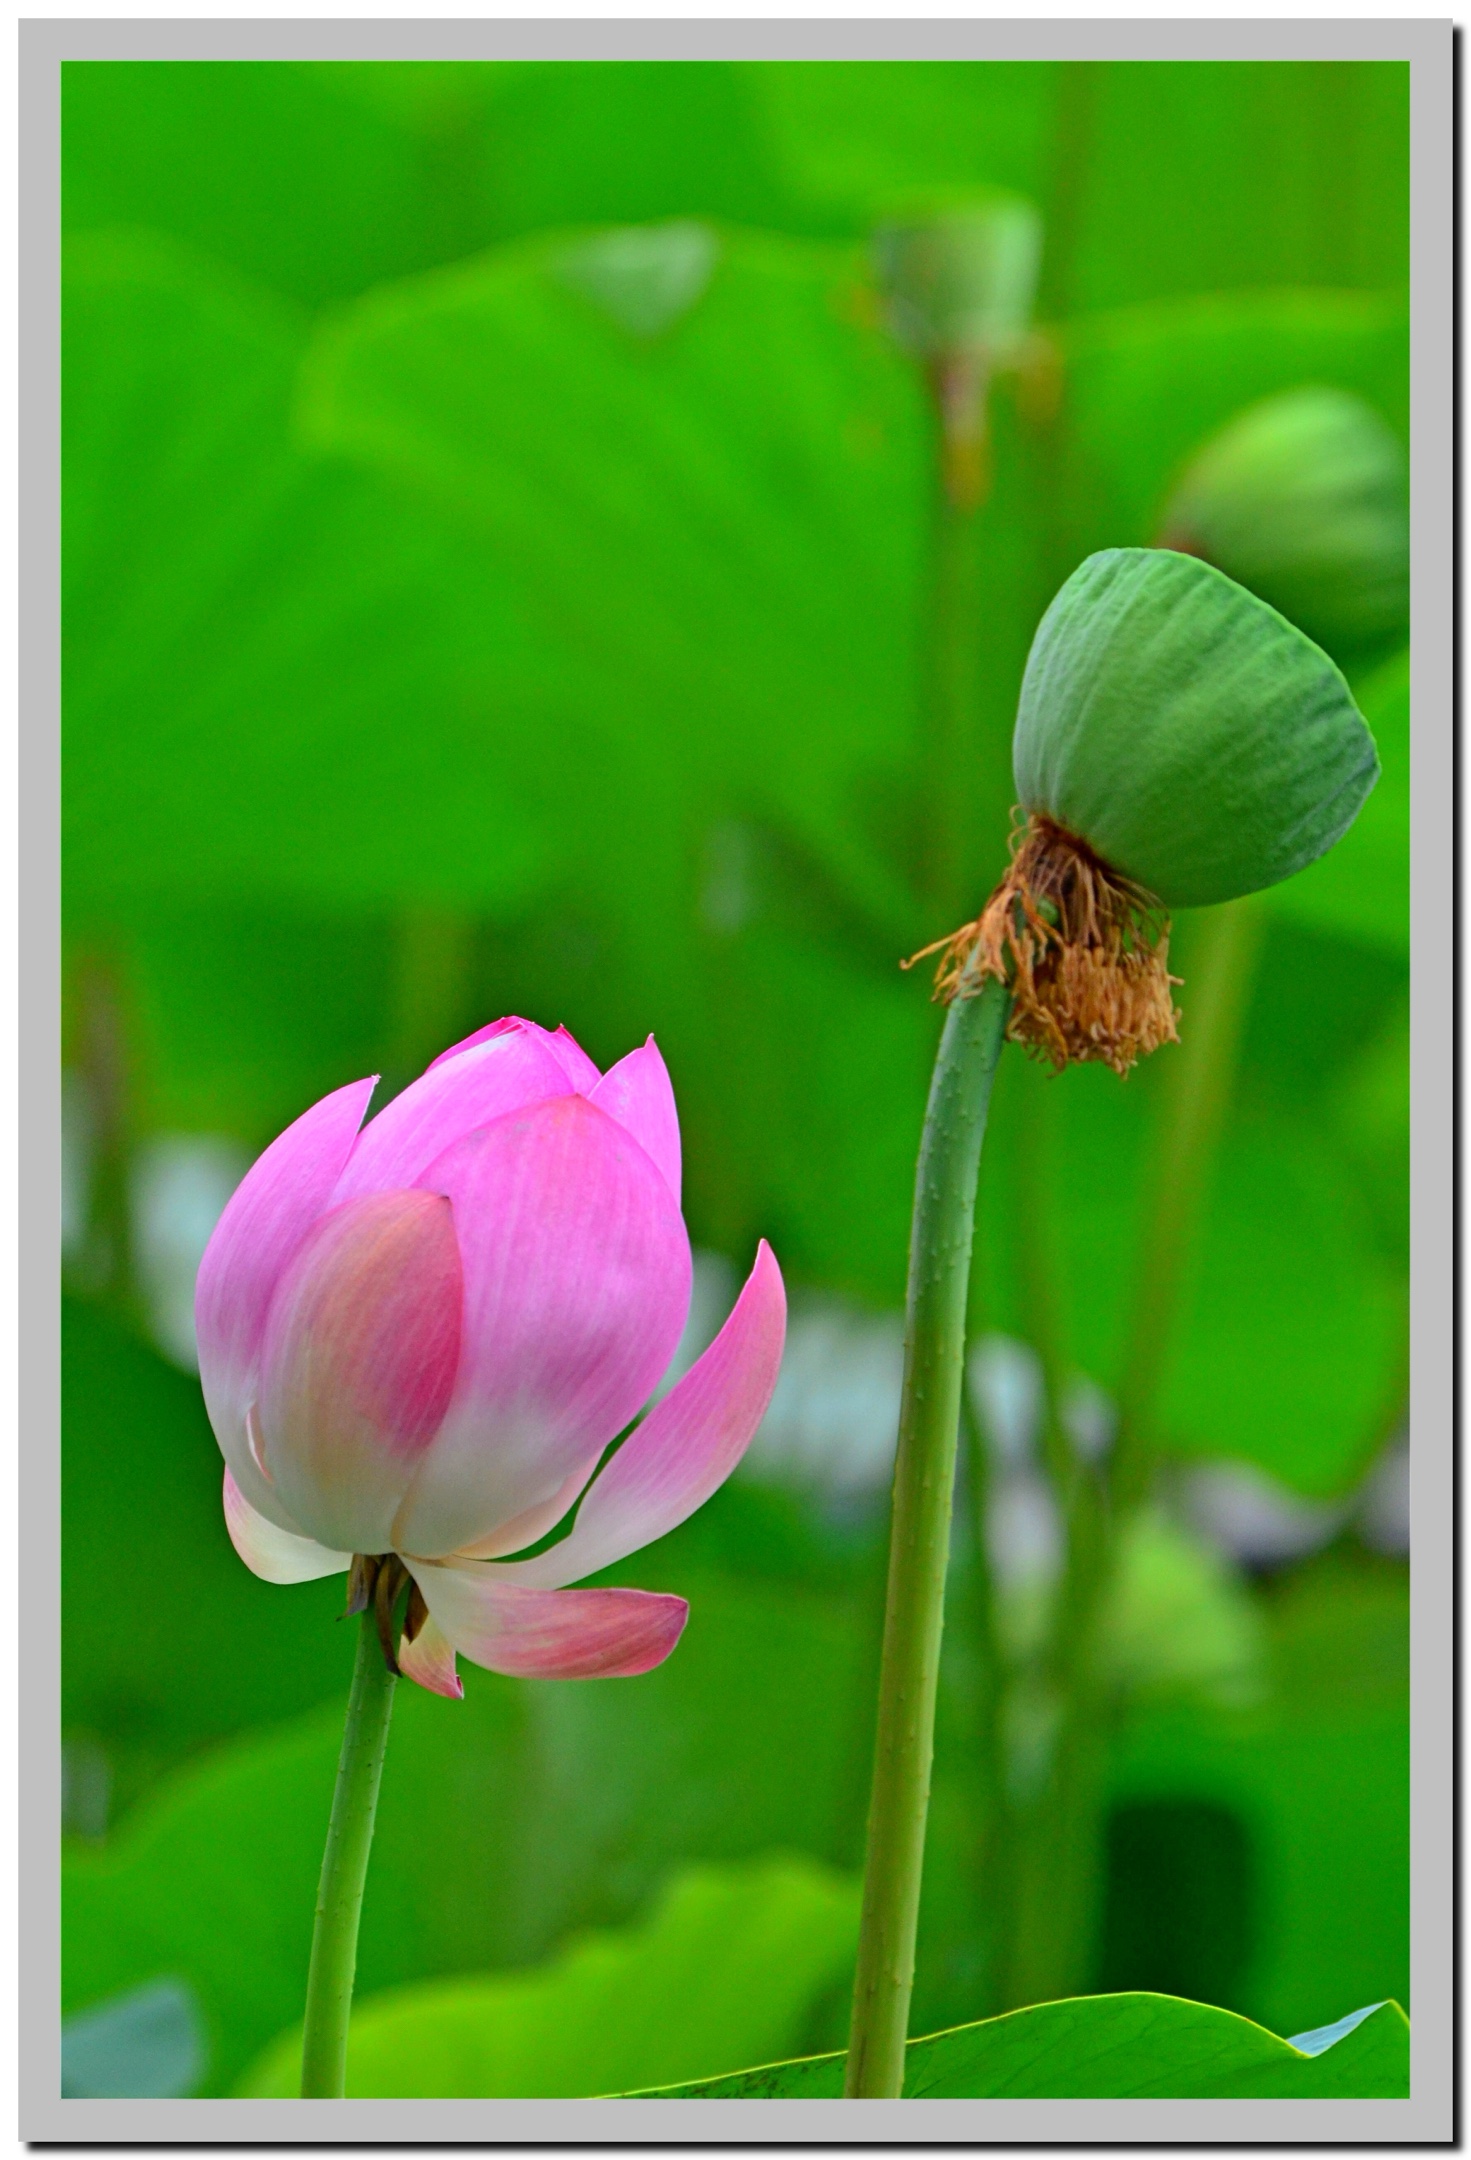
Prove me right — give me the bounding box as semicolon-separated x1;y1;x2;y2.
846;974;1011;2098
300;1611;398;2098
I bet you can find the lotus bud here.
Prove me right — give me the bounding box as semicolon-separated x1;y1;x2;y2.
196;1016;787;1695
873;192;1043;509
908;548;1379;1075
1158;386;1409;655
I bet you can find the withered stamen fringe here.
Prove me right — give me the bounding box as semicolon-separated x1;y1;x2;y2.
902;811;1182;1078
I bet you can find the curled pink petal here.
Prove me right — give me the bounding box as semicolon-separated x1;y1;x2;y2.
222;1469;351;1585
195;1076;376;1531
391;1095;690;1559
589;1037;681;1204
257;1190;463;1555
398;1615;464;1699
333;1029;573;1202
499;1241;785;1590
407;1561;688;1678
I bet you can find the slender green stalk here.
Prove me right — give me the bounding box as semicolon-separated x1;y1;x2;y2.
846;973;1011;2098
922;486;985;922
300;1612;398;2098
998;898;1266;2009
1111;897;1266;1506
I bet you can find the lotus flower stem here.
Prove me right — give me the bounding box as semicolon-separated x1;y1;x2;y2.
300;1610;398;2098
846;970;1011;2098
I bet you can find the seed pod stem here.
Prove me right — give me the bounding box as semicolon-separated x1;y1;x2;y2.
846;970;1011;2097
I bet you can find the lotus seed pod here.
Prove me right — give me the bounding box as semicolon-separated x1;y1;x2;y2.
1013;548;1379;910
1159;386;1409;654
910;549;1380;1076
873;193;1042;360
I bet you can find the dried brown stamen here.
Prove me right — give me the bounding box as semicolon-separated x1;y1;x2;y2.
345;1552;415;1675
903;810;1182;1077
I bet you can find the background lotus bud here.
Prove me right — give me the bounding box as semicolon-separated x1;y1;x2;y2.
913;548;1379;1074
196;1016;787;1697
873;192;1043;511
873;192;1042;361
1158;385;1409;655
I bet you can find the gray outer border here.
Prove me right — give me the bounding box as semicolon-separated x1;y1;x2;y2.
24;14;1452;2145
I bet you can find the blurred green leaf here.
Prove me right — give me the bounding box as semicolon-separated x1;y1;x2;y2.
298;221;930;938
1159;1107;1403;1495
236;1855;857;2097
631;1990;1409;2097
64;230;552;925
62;63;497;305
62;1296;355;1805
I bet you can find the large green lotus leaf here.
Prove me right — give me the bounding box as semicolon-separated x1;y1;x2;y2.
64;230;551;922
1262;647;1409;956
1157;1109;1403;1495
744;62;1057;230
630;1991;1409;2098
62;63;495;305
297;222;932;939
458;62;802;244
1013;549;1378;908
62;1297;356;1807
236;1856;857;2098
1110;1551;1409;2038
101;905;395;1148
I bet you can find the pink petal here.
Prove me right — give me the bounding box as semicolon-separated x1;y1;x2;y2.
407;1561;688;1678
589;1037;681;1204
539;1024;602;1094
429;1018;601;1094
332;1029;573;1202
222;1469;352;1584
498;1241;785;1590
398;1615;464;1699
428;1017;524;1070
390;1095;691;1560
257;1190;463;1555
195;1076;376;1531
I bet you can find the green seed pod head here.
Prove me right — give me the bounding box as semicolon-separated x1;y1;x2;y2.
1012;548;1380;909
1159;386;1409;654
873;191;1042;359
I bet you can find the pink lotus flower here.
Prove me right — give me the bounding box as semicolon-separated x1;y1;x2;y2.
196;1016;786;1699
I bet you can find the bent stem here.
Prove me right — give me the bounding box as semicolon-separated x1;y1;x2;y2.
300;1609;398;2098
846;972;1011;2098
